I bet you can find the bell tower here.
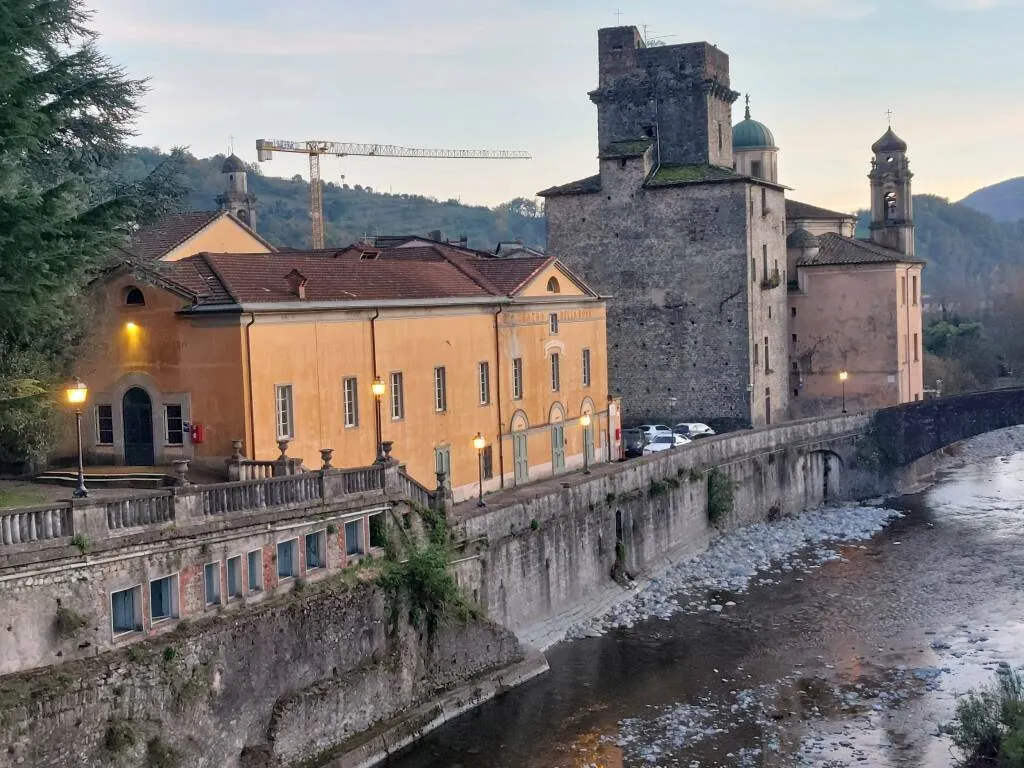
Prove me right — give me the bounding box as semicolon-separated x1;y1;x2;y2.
216;153;257;229
868;126;913;257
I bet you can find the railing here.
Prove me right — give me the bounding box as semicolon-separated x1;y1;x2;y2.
106;493;175;531
337;466;385;494
396;469;434;509
236;458;303;481
0;503;73;548
199;472;323;516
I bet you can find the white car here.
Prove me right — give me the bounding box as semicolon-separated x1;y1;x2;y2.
642;433;691;455
637;424;675;439
673;422;716;439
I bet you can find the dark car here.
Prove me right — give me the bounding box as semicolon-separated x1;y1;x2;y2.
622;428;647;458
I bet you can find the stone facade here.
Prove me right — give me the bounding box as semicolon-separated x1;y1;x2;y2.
541;26;788;429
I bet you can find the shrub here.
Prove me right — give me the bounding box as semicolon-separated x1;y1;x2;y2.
105;719;136;753
530;518;539;531
53;606;89;639
377;541;472;636
70;533;89;554
325;522;338;535
707;468;735;524
162;646;177;664
945;664;1024;766
605;491;617;503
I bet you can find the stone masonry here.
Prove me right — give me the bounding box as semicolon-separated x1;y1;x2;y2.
541;26;788;429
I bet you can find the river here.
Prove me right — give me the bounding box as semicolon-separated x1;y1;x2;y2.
387;445;1024;768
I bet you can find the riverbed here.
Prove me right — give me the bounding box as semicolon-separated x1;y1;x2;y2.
387;437;1024;768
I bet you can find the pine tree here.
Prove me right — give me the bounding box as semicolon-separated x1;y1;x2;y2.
0;0;186;463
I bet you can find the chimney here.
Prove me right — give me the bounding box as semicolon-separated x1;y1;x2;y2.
428;229;442;242
284;269;308;299
458;234;468;248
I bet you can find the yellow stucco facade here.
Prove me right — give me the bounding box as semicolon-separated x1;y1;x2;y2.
158;213;271;261
68;254;615;501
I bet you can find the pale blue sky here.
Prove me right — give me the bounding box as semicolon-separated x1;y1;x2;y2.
91;0;1023;213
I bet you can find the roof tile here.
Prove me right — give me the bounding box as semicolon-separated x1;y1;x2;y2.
799;233;924;267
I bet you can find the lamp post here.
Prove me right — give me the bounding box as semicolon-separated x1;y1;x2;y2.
371;376;386;463
65;379;89;498
839;370;849;414
580;412;592;475
472;432;486;507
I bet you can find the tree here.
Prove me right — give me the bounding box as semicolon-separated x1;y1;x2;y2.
0;0;186;463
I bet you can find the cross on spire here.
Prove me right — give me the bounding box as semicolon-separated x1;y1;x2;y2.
229;134;236;154
615;8;623;23
745;94;751;120
886;109;893;127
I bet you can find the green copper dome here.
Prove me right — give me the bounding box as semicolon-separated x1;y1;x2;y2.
732;95;776;150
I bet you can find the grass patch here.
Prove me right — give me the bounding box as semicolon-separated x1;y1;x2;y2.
707;468;735;525
945;663;1024;766
0;487;47;509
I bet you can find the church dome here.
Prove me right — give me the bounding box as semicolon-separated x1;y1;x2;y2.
786;228;819;249
871;127;907;153
733;96;776;150
221;153;247;173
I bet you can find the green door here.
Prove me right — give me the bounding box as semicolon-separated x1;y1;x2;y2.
551;424;565;473
512;434;528;485
583;425;595;464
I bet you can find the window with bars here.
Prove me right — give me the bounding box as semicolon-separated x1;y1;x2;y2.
433;366;447;412
390;372;404;419
96;404;114;445
550;353;561;392
549;312;559;334
582;349;592;387
343;377;359;428
164;404;184;445
512;358;523;400
275;384;294;439
478;361;490;405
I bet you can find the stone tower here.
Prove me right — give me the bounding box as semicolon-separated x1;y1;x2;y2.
868;127;914;257
541;26;789;430
216;154;257;229
732;96;778;183
590;26;736;167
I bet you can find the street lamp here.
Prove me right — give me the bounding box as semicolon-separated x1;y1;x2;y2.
65;379;89;498
580;412;592;475
371;376;386;462
838;370;849;414
472;432;486;507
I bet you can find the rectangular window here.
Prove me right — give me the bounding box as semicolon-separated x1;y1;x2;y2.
582;349;592;387
204;562;221;606
762;244;768;277
549;312;559;334
433;366;447;412
247;549;263;593
149;575;178;622
790;306;797;318
305;530;326;570
390;371;404;420
482;445;494;480
164;404;184;445
550;353;561;392
751;256;756;281
227;556;243;599
912;275;919;306
277;539;298;580
96;404;114;445
110;585;142;636
914;332;920;362
478;361;491;405
717;121;723;151
900;276;907;306
903;334;909;364
763;336;770;373
275;384;294;439
761;187;767;216
512;358;523;400
369;512;387;549
753;341;759;367
343;377;359;428
345;520;364;557
751;159;762;178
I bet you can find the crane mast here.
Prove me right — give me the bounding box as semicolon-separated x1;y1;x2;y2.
255;139;531;249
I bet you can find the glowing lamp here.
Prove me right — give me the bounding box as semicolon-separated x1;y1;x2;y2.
472;432;486;451
580;413;592;428
838;370;849;382
65;379;88;405
371;377;386;397
125;321;139;331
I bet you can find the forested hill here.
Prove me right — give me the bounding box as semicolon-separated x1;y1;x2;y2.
960;177;1024;223
855;194;1024;302
123;148;545;251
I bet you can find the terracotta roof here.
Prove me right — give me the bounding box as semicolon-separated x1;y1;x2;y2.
786;199;856;222
798;233;924;267
157;244;594;308
125;211;224;260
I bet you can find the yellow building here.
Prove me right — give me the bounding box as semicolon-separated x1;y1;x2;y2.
71;241;615;501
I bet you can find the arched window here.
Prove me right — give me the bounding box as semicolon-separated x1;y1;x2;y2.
125;287;145;306
884;191;898;221
546;276;560;294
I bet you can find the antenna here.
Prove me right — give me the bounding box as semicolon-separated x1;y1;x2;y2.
229;135;236;154
641;25;676;46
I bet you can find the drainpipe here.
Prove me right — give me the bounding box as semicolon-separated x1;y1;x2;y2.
370;309;381;461
369;308;380;379
493;306;505;489
244;312;256;458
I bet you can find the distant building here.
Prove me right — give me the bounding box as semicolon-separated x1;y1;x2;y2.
67;243;615;501
215;153;258;229
540;27;788;430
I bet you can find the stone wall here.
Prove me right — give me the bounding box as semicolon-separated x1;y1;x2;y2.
0;578;528;768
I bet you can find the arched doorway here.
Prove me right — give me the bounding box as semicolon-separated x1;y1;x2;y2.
122;388;155;466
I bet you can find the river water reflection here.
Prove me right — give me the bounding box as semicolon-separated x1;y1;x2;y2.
387;452;1024;768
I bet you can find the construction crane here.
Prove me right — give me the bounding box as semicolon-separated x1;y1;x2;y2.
255;139;531;249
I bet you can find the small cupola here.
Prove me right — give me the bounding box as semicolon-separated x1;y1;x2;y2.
284;269;308;299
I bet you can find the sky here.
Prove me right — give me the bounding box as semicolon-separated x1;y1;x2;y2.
89;0;1024;214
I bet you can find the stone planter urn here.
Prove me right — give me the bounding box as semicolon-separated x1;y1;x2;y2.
171;459;191;486
320;448;334;470
381;441;394;462
277;439;290;459
230;440;245;461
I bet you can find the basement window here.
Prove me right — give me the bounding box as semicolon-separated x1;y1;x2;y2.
150;574;179;622
110;585;143;636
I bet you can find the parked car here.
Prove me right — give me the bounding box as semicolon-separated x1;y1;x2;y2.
622;428;648;458
673;422;716;439
642;433;691;455
637;424;675;439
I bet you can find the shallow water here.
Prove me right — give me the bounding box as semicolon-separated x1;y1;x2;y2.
385;452;1024;768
